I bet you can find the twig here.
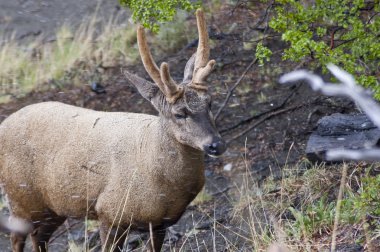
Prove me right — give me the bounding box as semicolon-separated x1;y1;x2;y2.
230;0;242;15
367;12;380;24
210;186;232;196
248;1;274;31
220;85;299;134
215;58;258;121
363;217;375;252
333;37;357;49
227;104;302;144
331;163;348;252
149;222;155;252
244;34;281;44
330;27;344;49
219;58;254;70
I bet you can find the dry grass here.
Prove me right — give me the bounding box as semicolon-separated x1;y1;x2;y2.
0;10;193;103
229;159;380;252
191;187;213;206
0;14;138;102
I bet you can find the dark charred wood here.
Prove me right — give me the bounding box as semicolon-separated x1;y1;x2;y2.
306;113;380;162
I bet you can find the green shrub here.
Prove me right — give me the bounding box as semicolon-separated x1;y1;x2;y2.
353;174;380;217
119;0;200;32
288;196;336;237
256;0;380;98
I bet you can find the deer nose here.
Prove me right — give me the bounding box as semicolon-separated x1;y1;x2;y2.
204;139;227;157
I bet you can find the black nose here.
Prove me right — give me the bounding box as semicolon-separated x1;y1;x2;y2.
204;139;227;156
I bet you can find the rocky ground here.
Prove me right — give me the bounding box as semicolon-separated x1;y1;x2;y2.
0;1;361;251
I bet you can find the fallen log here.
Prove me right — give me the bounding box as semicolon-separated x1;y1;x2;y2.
306;113;380;162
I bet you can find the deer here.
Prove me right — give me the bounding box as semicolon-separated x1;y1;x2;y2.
0;9;226;252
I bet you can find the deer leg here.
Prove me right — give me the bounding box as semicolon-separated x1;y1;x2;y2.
147;227;166;252
10;232;27;252
99;222;128;252
30;215;65;252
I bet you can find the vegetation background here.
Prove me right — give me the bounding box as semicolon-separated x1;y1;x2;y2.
0;0;379;251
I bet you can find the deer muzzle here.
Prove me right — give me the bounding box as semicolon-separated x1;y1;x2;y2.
204;137;227;157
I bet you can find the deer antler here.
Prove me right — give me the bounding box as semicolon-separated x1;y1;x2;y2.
137;26;183;103
189;9;216;90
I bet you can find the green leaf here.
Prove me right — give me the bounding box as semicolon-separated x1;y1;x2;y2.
119;0;200;32
255;42;273;66
265;0;379;99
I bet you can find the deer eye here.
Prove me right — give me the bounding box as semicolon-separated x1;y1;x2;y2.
174;113;187;120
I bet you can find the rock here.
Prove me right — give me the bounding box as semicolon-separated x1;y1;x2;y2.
306;113;380;162
90;82;106;94
223;163;232;171
336;243;363;252
165;227;182;245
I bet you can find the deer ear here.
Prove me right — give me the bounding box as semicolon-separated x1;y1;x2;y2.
123;70;165;111
183;53;196;84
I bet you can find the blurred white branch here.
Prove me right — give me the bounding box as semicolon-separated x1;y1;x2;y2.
326;149;380;161
279;64;380;161
0;215;31;233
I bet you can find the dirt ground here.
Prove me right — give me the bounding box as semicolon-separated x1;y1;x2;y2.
0;0;129;43
0;1;359;252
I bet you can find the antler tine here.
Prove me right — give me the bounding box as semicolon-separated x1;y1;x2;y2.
191;9;215;89
137;26;165;89
137;26;182;103
137;11;214;98
193;60;215;83
160;63;183;103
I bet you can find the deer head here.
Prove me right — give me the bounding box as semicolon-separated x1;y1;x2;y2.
125;9;226;157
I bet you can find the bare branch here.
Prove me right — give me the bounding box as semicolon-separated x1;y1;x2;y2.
220;84;299;133
215;58;257;121
331;163;348;252
227;104;302;144
326;149;380;161
279;64;380;128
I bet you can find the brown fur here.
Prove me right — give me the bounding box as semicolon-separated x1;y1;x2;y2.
0;100;210;251
0;9;226;252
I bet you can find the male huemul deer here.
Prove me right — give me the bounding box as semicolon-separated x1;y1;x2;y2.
0;9;225;252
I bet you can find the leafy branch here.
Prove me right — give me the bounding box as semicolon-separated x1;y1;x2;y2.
255;0;379;98
119;0;200;32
